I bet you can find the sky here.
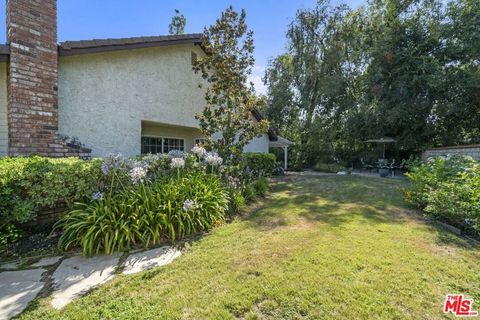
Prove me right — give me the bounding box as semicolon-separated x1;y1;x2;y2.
0;0;365;94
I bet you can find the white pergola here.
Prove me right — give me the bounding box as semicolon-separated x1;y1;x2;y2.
269;136;294;170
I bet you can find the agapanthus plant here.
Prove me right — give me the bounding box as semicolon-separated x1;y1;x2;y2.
130;166;148;184
191;145;206;158
170;157;185;169
183;199;198;212
168;149;188;159
205;152;223;166
101;153;127;174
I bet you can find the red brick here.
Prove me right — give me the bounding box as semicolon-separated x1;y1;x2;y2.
6;0;90;159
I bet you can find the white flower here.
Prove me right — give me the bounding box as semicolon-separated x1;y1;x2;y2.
204;152;223;166
170;157;185;169
191;144;206;157
130;166;147;184
183;199;197;212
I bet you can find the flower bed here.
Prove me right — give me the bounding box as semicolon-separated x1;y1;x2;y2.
1;147;275;255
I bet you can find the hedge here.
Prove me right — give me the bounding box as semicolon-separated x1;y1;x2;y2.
0;156;103;227
241;152;277;176
404;155;480;236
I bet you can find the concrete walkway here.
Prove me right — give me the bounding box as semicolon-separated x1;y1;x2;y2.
0;246;181;319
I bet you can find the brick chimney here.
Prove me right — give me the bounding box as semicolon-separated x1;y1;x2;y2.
6;0;90;157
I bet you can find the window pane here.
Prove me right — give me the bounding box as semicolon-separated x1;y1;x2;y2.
141;137;163;154
163;138;184;153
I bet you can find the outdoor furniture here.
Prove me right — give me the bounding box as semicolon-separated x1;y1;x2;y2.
388;159;396;177
394;159;406;176
360;158;375;173
365;137;396;177
378;160;390;177
365;137;396;159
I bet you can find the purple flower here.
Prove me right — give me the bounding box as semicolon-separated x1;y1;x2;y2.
168;149;187;158
101;153;126;174
92;192;104;201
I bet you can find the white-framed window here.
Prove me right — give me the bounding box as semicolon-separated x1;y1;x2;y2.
141;136;184;154
163;138;184;153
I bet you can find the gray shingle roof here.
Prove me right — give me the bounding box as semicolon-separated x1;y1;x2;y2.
59;33;203;56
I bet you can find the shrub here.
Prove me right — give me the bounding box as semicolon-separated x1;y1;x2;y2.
243;184;257;202
0;156;103;227
227;190;246;216
242;153;276;177
312;161;347;173
56;171;228;255
404;155;480;235
252;177;269;197
0;224;22;254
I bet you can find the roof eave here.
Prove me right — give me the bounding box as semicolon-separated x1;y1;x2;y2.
59;38;203;57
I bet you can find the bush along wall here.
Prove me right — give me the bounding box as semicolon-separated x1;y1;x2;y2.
404;155;480;238
0;156;104;228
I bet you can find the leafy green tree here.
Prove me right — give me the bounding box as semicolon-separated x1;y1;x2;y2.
265;0;480;167
168;9;186;35
193;6;269;163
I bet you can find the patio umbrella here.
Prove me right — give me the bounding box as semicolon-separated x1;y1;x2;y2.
365;137;395;159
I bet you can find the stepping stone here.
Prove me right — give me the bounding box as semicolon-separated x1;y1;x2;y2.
31;256;62;268
51;254;120;309
122;246;181;275
0;269;45;320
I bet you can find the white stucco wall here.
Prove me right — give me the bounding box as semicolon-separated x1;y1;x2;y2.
58;44;269;156
0;63;8;156
58;44;208;157
243;134;269;153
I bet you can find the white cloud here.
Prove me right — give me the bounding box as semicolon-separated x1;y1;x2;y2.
248;65;267;95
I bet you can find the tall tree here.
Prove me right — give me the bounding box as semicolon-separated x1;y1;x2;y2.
193;7;269;163
265;0;480;167
168;9;186;35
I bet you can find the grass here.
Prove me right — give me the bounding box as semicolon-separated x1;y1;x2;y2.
20;175;480;319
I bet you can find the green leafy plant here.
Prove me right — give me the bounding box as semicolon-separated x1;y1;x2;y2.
243;184;257;202
192;6;269;163
404;155;480;236
0;156;103;228
252;178;269;197
242;153;277;177
56;171;229;255
0;224;23;254
227;190;246;216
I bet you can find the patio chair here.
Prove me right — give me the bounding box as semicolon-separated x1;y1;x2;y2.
360;158;374;173
388;159;396;177
394;159;406;175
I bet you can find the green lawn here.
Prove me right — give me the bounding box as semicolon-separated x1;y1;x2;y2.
20;175;480;319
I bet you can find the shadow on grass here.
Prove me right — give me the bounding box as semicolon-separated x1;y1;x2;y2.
247;175;478;250
434;228;480;250
248;175;409;228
